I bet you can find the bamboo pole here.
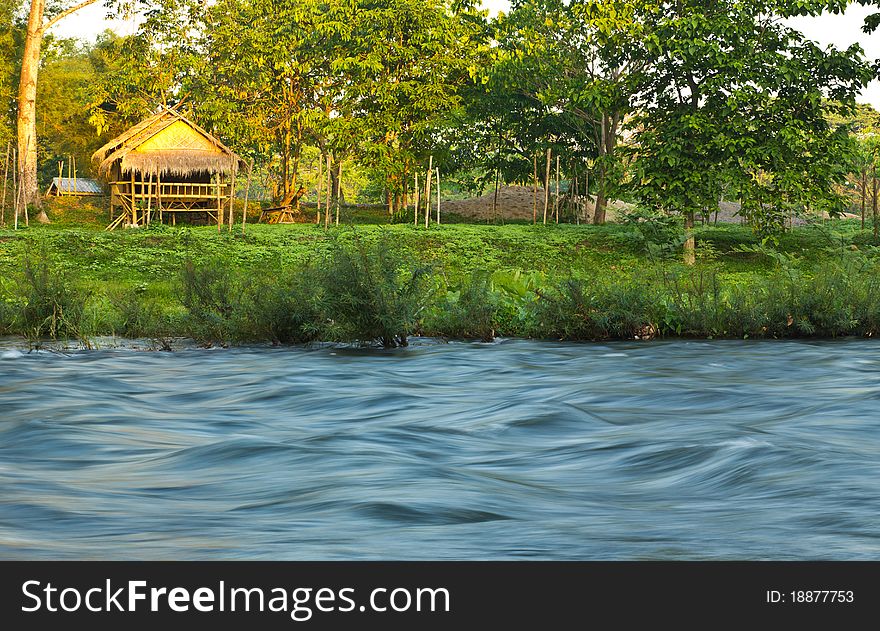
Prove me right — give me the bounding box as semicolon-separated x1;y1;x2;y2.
543;148;551;225
228;167;237;231
316;153;323;223
131;170;137;226
436;167;440;225
335;161;342;226
216;173;222;233
492;166;499;221
73;155;78;195
241;159;253;235
12;148;17;229
157;171;162;224
532;154;537;225
324;154;331;229
22;136;29;227
424;155;432;228
414;171;419;227
873;162;878;243
146;171;153;224
67;155;72;196
57;160;62;196
555;154;560;224
1;141;9;225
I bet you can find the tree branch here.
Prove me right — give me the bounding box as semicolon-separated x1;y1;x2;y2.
42;0;100;34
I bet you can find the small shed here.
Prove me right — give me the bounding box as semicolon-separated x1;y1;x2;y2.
46;177;104;197
91;106;244;230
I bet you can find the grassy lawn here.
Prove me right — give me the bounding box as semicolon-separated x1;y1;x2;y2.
2;197;879;343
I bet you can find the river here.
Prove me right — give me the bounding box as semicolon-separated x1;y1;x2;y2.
1;339;878;559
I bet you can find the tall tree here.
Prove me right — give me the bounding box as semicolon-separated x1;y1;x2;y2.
628;0;872;262
17;0;101;221
339;0;487;215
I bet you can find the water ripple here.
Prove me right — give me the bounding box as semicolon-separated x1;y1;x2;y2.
1;338;879;559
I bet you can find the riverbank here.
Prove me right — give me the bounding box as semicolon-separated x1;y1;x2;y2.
2;219;879;345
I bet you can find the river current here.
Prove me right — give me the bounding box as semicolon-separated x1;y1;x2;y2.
1;339;878;559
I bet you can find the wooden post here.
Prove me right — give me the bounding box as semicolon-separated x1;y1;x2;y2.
216;173;223;233
241;159;254;235
146;171;153;224
873;162;878;243
543;148;551;225
316;153;323;224
424;155;432;228
861;168;867;230
157;171;163;224
131;170;137;226
436;167;440;225
532;154;537;225
555;154;560;224
335;161;342;226
414;171;419;227
73;155;78;195
67;155;72;196
1;141;9;225
228;166;237;231
493;166;500;221
324;154;331;229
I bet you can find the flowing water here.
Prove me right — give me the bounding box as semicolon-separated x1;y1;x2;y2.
1;339;878;559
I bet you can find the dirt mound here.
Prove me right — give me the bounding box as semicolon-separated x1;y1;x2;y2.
442;185;633;222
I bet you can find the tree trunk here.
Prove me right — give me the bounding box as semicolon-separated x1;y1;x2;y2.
593;182;606;225
684;211;695;265
18;0;99;223
18;0;46;220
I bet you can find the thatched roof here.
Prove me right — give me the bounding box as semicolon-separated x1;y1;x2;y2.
91;107;243;179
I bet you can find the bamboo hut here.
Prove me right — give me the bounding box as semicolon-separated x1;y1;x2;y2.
92;107;244;230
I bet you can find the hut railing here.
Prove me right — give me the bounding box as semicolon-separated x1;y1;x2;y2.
110;181;230;201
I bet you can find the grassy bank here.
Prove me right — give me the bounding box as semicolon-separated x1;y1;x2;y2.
2;215;879;346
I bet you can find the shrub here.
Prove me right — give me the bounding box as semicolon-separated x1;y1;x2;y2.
108;285;171;338
319;234;433;347
235;266;325;344
14;249;90;341
178;258;238;343
529;278;659;340
424;272;499;341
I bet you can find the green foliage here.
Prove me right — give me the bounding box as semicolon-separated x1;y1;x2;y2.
530;278;658;340
318;234;435;347
628;0;873;242
13;246;90;342
108;284;170;338
617;206;686;260
178;257;238;343
37;38;112;185
424;272;499;340
234;267;325;345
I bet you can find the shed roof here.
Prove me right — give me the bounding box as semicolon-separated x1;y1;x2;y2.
91;107;243;179
46;177;104;195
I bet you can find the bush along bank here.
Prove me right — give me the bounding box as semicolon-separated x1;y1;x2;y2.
4;237;880;347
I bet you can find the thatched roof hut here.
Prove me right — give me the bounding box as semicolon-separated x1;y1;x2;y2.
92;107;245;230
92;107;243;179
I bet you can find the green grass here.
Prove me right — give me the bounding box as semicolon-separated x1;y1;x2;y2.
3;201;880;344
